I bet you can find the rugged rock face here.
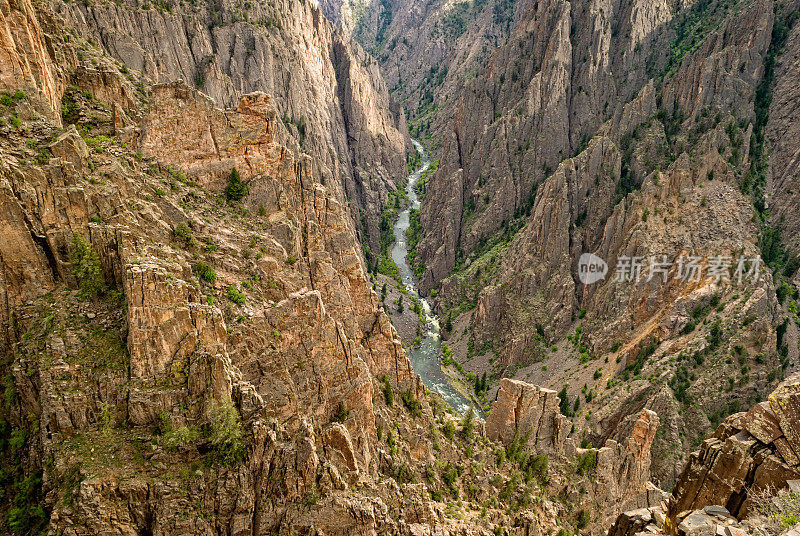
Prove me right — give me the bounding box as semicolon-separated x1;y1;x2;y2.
669;375;800;520
386;0;800;492
3;0;800;532
54;0;409;251
0;3;416;528
0;0;75;122
485;378;571;453
0;2;698;534
416;0;775;285
609;374;800;536
766;4;800;253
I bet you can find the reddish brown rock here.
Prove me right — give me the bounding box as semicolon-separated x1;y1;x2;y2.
485;378;571;454
667;374;800;528
742;402;783;446
770;375;800;455
0;0;75;120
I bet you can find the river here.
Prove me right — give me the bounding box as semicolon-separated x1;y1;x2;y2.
390;139;478;417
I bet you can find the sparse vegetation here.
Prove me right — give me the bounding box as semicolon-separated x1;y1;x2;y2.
332;401;350;423
751;486;800;535
381;375;394;406
226;286;246;305
576;449;598;475
208;397;245;465
71;233;104;297
193;262;217;283
401;390;422;417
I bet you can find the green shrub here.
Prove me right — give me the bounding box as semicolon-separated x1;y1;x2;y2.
163;425;201;450
401;390;421;417
8;505;46;535
0;91;22;106
576;509;591;529
224;167;248;201
193;262;217;283
381;376;394;406
386;428;396;455
558;385;571;416
208;397;244;465
332;401;350;423
576;449;598;475
227;286;246;305
460;405;475;440
71;233;104;297
173;222;196;247
528;454;548;482
9;428;27;450
440;461;458;491
706;318;723;349
442;420;456;441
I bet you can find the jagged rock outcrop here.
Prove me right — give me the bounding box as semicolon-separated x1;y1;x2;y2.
487;378;667;526
137;84;283;190
669;374;800;521
485;378;571;453
595;410;664;513
608;505;757;536
567;408;669;526
607;375;800;536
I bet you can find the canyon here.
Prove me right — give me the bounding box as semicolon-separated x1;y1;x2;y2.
0;0;799;534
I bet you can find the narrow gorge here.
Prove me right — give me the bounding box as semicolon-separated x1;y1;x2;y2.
391;139;475;416
0;0;799;534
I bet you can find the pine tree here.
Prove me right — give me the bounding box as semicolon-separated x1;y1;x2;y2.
558;386;570;417
224;167;248;201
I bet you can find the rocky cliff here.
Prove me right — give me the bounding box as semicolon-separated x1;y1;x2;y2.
52;0;410;253
765;3;800;253
323;0;529;150
609;372;800;536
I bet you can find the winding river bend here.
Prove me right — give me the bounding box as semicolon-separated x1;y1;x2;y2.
391;140;477;416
